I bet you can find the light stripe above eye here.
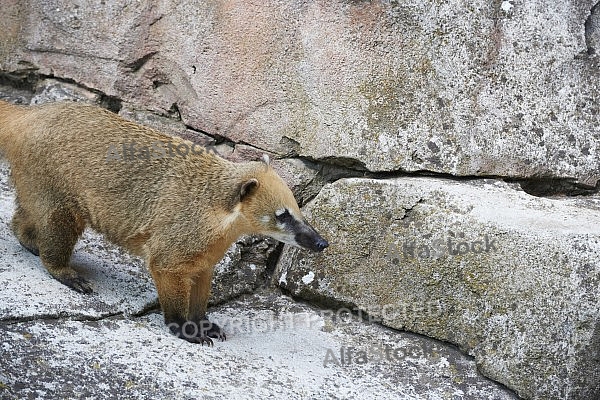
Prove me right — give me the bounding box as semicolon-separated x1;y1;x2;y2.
275;208;287;217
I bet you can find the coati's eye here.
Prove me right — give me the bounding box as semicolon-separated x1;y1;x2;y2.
275;208;293;224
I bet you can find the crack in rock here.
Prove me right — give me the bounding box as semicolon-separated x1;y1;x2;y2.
585;1;600;55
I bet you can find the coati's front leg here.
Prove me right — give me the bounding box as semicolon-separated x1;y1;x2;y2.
189;267;226;342
150;261;225;346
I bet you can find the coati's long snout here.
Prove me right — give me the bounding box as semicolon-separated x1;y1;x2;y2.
271;208;329;252
287;217;329;252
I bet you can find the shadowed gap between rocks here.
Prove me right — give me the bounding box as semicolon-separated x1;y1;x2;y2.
369;168;600;198
585;1;600;55
1;310;124;325
0;72;122;112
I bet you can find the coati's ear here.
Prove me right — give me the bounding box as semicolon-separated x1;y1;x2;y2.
240;178;259;202
261;154;270;166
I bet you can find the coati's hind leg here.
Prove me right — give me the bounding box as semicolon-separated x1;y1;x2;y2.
150;261;225;345
37;206;91;294
11;205;40;256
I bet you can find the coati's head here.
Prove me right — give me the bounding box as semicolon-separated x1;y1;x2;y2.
237;155;329;252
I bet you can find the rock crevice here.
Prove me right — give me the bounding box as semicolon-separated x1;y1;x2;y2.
585;1;600;55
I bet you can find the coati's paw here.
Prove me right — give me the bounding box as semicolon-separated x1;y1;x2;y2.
168;321;214;346
167;319;226;346
201;317;227;341
19;241;39;256
56;275;93;294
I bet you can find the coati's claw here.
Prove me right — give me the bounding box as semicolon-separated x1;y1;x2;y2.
201;318;226;342
19;241;39;256
183;334;213;346
168;319;226;345
58;276;93;294
197;336;214;347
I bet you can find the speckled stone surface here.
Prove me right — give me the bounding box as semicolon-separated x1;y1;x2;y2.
276;177;600;399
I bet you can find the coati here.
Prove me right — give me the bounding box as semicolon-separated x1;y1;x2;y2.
0;100;328;345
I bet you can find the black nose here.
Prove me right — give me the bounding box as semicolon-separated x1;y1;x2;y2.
294;225;329;252
314;238;329;252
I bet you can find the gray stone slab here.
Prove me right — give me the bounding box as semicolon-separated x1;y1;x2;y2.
0;293;516;400
276;177;600;399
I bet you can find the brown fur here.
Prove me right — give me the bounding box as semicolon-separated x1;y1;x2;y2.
0;100;308;344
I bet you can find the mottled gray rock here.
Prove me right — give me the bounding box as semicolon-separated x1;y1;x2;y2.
118;105;218;148
31;78;101;105
276;177;600;400
210;236;276;306
1;1;599;184
0;292;517;400
0;76;33;105
270;158;322;206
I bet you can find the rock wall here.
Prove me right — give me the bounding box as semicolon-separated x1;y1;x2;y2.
2;0;600;184
1;1;600;399
275;178;600;399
